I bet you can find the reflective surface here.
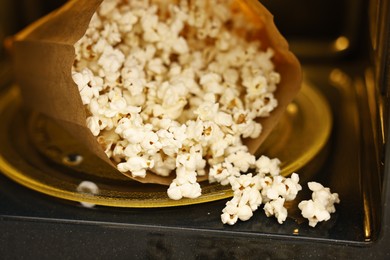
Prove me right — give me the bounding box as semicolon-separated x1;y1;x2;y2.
0;83;331;207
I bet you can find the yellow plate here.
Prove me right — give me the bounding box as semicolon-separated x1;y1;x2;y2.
0;83;331;207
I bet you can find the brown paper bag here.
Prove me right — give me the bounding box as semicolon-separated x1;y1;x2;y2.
12;0;302;185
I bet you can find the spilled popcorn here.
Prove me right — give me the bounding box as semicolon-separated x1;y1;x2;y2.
298;182;340;227
72;0;340;227
76;181;100;208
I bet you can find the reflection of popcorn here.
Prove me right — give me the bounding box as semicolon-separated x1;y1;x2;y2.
72;0;340;226
298;182;340;227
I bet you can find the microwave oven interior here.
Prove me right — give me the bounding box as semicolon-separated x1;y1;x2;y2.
1;0;390;258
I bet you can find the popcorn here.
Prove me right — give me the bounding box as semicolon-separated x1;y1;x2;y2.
72;68;103;105
231;110;262;138
72;0;339;228
226;150;256;173
168;166;202;200
86;116;101;136
76;181;100;208
209;161;240;185
249;94;278;117
117;11;138;33
221;199;240;225
261;173;302;203
244;74;269;98
262;176;286;201
283;173;302;201
221;159;305;225
98;46;125;79
117;155;154;178
255;155;281;176
264;197;288;224
221;174;263;224
150;152;176;177
298;182;340;227
309;182;340;213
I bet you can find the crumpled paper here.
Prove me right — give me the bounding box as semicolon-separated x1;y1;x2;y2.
12;0;302;185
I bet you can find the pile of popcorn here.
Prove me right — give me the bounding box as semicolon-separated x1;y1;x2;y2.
72;0;340;227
